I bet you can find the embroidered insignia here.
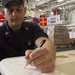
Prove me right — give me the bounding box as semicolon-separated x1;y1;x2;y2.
26;27;29;30
4;32;9;38
28;41;31;46
5;32;9;35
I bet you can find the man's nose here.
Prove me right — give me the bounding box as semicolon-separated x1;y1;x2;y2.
12;10;18;16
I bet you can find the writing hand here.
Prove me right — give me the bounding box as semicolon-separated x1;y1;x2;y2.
25;47;55;73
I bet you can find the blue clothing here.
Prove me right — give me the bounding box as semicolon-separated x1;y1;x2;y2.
0;21;48;61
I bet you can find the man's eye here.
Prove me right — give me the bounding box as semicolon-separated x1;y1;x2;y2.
17;9;22;12
8;9;13;13
7;8;22;14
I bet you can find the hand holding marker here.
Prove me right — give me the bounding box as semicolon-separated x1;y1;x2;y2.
25;39;46;68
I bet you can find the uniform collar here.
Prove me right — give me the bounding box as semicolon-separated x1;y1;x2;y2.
3;20;23;39
2;20;11;39
3;21;30;39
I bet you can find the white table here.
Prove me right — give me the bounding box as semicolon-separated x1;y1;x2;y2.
0;50;75;75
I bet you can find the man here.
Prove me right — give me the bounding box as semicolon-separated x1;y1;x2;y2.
0;0;56;73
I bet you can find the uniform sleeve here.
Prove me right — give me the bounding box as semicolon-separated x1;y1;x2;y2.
23;22;48;44
31;23;48;42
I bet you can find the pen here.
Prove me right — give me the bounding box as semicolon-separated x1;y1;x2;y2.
24;39;46;68
37;39;46;48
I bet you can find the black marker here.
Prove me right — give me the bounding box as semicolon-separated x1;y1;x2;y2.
24;39;46;68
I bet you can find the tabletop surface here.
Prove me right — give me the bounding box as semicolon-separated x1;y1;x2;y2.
56;50;75;75
0;50;75;75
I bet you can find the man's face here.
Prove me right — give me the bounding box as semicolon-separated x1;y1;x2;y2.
3;1;26;29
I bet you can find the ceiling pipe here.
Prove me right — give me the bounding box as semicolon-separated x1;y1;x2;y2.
50;0;75;9
43;0;75;11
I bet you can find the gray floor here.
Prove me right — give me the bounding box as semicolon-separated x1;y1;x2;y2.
56;44;75;52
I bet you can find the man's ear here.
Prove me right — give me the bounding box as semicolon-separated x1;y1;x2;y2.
1;10;5;16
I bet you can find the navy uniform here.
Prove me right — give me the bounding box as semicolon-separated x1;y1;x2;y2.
0;21;48;61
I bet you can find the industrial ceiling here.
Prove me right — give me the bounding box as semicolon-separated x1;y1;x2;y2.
0;0;75;12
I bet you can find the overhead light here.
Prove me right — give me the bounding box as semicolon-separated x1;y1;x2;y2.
58;7;63;9
38;9;43;12
50;11;54;16
41;12;44;15
57;0;64;2
36;0;40;1
32;4;36;8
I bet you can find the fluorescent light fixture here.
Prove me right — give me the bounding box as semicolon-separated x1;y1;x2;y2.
57;0;64;2
36;0;40;1
41;12;44;15
39;9;43;11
